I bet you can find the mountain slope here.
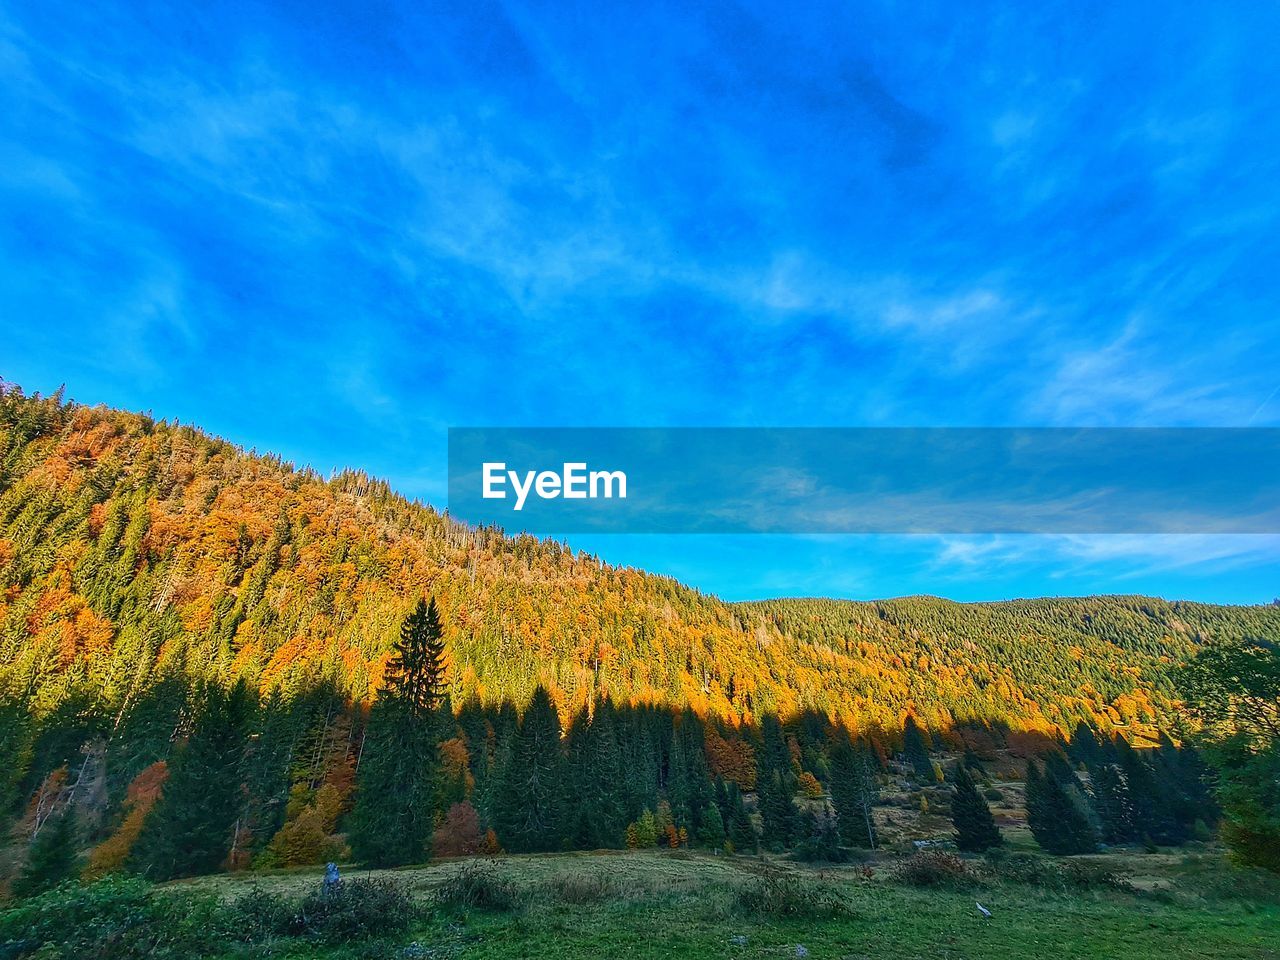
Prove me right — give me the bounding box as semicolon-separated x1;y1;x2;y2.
2;383;1277;735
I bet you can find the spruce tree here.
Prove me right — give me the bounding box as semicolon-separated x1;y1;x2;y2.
387;598;448;717
725;783;757;853
1116;739;1181;845
697;801;726;849
1026;760;1098;855
829;738;879;848
13;809;79;897
1087;760;1135;843
133;682;254;879
950;764;1002;852
348;600;448;866
757;769;795;848
564;703;627;849
491;687;565;852
348;695;437;866
903;716;933;781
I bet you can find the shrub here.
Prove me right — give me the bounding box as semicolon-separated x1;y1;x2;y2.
0;877;231;959
1060;860;1134;893
434;860;521;911
893;851;972;888
984;788;1004;802
292;877;414;943
230;884;299;941
732;867;850;919
433;801;483;858
543;871;622;904
986;851;1062;888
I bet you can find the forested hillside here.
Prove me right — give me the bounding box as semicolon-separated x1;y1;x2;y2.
3;383;1279;738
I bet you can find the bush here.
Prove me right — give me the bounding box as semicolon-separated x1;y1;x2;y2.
230;884;298;941
0;877;231;959
984;788;1004;802
434;860;521;912
1060;860;1133;893
893;851;972;888
543;871;622;904
292;877;414;943
732;866;850;919
986;851;1062;888
985;851;1134;894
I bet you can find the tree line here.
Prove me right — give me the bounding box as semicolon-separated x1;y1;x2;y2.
7;598;1241;895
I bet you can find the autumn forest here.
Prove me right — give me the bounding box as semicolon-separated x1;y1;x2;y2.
1;382;1278;888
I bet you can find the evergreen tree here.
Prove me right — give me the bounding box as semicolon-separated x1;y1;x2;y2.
1087;760;1135;844
491;687;565;852
1026;760;1098;855
348;696;437;866
348;601;452;866
13;809;79;897
564;703;627;849
387;598;448;717
757;769;794;848
902;716;933;781
950;764;1002;852
794;805;845;862
132;682;254;879
724;783;757;853
697;801;726;849
756;714;796;848
828;737;879;848
1116;739;1181;845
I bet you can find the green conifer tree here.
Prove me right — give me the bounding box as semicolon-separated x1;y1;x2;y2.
829;737;879;848
697;801;727;849
132;682;254;879
1026;759;1098;855
903;717;933;781
387;598;448;718
491;687;565;852
348;599;448;866
13;809;79;897
950;764;1002;852
348;696;437;866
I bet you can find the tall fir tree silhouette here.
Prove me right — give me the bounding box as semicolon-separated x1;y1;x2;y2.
349;597;447;866
950;763;1003;852
386;597;447;717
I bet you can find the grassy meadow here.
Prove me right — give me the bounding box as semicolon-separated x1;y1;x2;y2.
150;847;1280;960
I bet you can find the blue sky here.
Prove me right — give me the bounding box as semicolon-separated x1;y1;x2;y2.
1;1;1278;603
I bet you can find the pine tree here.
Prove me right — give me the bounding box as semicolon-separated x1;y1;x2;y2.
13;809;79;897
757;769;794;849
1026;760;1098;855
348;696;437;866
348;601;450;866
697;801;726;849
950;764;1002;852
725;783;757;853
903;716;933;781
491;687;565;852
756;715;796;848
387;598;448;717
829;737;879;848
1116;739;1181;845
132;682;254;879
1087;760;1135;844
565;703;627;849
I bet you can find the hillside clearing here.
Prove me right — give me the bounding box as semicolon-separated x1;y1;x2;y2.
165;849;1280;960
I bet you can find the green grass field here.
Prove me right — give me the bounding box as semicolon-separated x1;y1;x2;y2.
164;848;1280;960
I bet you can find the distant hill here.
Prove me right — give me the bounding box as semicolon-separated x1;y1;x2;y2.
3;383;1278;735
